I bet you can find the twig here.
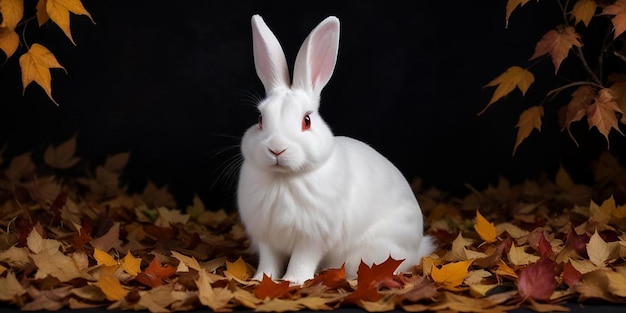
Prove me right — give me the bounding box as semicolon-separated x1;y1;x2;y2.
18;16;36;50
573;46;604;86
546;80;603;98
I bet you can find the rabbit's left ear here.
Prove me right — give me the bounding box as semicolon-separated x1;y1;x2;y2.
251;15;290;95
292;16;340;97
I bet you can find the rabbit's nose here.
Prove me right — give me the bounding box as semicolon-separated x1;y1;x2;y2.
269;148;287;156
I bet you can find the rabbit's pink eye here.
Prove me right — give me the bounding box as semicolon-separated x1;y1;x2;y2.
258;115;263;130
302;114;311;130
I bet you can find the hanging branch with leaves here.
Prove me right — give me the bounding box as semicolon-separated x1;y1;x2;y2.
0;0;94;105
482;0;626;154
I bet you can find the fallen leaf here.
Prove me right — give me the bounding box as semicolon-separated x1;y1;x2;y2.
0;271;26;301
26;227;61;254
224;256;250;281
587;230;615;267
306;264;347;289
508;243;540;266
475;210;497;243
93;248;117;267
44;134;81;169
254;274;292;300
95;271;128;301
255;298;304;312
571;0;597;26
562;261;582;288
481;66;535;114
430;259;473;291
90;222;122;252
604;0;626;39
31;249;84;282
155;206;190;228
345;256;404;302
171;250;201;272
529;25;582;74
517;257;557;301
196;269;233;311
19;43;66;105
121;252;142;276
513;106;543;155
135;257;177;288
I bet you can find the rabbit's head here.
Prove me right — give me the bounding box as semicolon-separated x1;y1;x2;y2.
241;15;340;174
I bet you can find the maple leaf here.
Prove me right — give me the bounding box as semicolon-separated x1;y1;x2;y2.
505;0;532;28
604;0;626;39
475;210;497;243
563;85;595;143
611;81;626;124
196;269;234;311
513;106;543;155
90;222;122;252
530;25;582;74
585;88;624;145
154;206;190;228
95;272;128;301
224;257;250;281
44;134;81;169
430;259;473;291
481;66;534;114
36;0;95;45
305;264;347;289
344;256;404;303
587;230;617;267
121;252;141;276
135;257;177;288
171;250;202;272
254;273;292;300
93;247;118;267
571;0;597;27
517;257;557;301
19;43;66;105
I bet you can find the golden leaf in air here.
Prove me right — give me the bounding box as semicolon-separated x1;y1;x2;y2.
571;0;597;27
19;43;66;105
481;66;535;114
36;0;95;45
513;106;543;155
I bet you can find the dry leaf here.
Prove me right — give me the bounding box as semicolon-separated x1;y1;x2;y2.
430;260;473;291
196;269;233;311
604;0;626;39
95;272;128;301
224;256;250;281
38;0;95;45
0;0;22;58
475;210;497;243
255;274;292;300
517;257;557;301
571;0;597;27
513;106;543;155
505;0;532;28
44;134;80;169
19;43;66;105
586;88;624;145
530;25;582;74
481;66;535;114
0;271;26;301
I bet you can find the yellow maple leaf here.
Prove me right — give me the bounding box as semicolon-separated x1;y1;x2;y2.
505;0;532;28
513;106;543;155
475;210;497;243
224;256;250;281
93;248;118;267
530;25;582;74
430;260;473;291
481;66;534;114
586;88;624;145
0;0;24;29
121;252;141;276
571;0;597;27
604;0;626;39
38;0;95;45
19;43;66;105
95;272;128;301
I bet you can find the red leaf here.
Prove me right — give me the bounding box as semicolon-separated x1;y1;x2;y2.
306;264;347;289
564;226;589;254
344;256;404;303
562;261;582;288
517;257;557;301
254;274;293;300
538;232;555;259
135;257;177;288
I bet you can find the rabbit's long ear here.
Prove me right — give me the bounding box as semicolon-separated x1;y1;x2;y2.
292;16;339;97
251;15;290;94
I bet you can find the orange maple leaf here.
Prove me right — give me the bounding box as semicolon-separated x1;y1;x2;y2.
603;0;626;39
344;256;404;303
475;210;497;243
513;106;543;155
571;0;597;27
306;264;347;289
481;66;535;114
530;25;582;74
135;257;177;288
586;88;624;145
254;274;293;300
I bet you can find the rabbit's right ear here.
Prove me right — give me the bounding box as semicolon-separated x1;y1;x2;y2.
251;15;290;95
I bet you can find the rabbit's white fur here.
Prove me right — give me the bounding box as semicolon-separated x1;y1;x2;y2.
238;15;435;285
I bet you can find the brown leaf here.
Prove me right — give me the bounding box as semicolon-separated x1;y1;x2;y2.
44;134;81;169
481;66;535;114
505;0;532;28
529;25;582;74
90;222;122;252
586;88;624;145
305;264;347;289
196;269;233;312
603;0;626;39
344;256;404;303
513;106;543;155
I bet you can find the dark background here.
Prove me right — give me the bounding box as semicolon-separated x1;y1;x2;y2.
1;1;624;210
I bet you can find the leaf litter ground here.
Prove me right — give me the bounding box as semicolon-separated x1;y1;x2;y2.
1;137;626;312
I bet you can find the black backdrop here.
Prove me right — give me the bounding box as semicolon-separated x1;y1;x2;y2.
1;1;623;210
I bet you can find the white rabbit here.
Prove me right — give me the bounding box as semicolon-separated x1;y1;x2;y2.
237;14;435;285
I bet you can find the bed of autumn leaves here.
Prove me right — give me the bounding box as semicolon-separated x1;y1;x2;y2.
0;138;626;312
